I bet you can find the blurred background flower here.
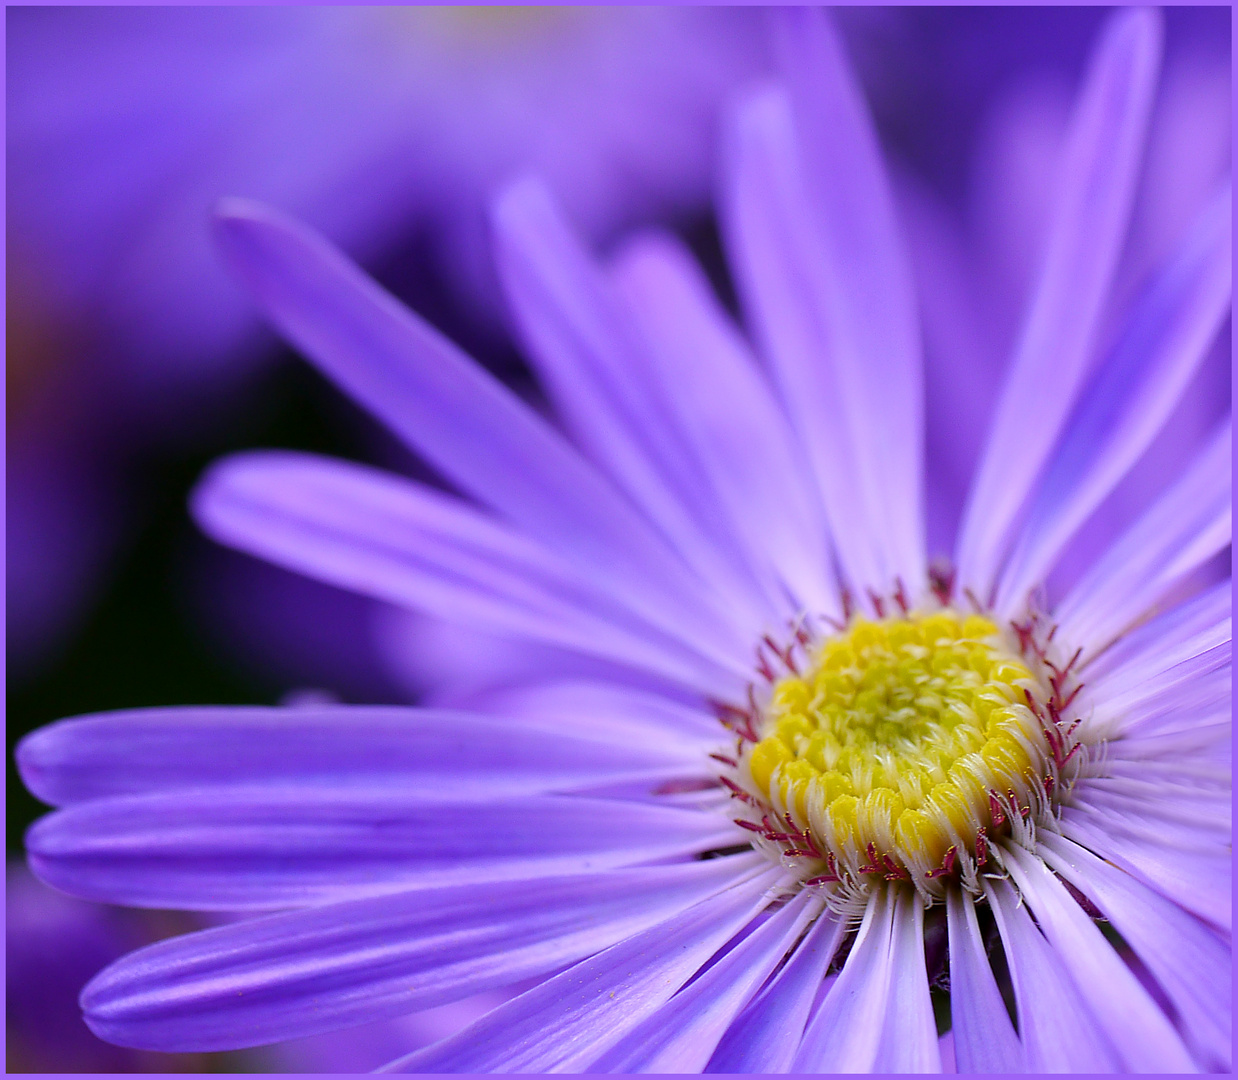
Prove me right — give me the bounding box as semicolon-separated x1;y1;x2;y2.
5;862;240;1072
6;4;773;679
6;5;1229;1072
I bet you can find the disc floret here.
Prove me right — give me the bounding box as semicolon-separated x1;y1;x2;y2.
726;609;1082;900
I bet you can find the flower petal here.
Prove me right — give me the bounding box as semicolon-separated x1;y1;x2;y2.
27;789;740;910
705;907;846;1073
984;874;1121;1072
945;886;1022;1072
491;178;776;636
211;200;747;672
1085;639;1229;742
1054;419;1230;658
898;174;1004;559
17;704;706;808
957;8;1163;597
1001;841;1195;1071
773;8;925;595
872;887;941;1073
588;890;821;1073
374;606;690;708
193;449;750;695
996;183;1232;613
1060;807;1231;931
1070;776;1229;837
794;885;938;1072
608;228;836;616
1081;578;1229;685
464;678;721;750
80;856;758;1052
1101;722;1232;776
723;58;923;596
383;864;783;1072
1038;831;1231;1070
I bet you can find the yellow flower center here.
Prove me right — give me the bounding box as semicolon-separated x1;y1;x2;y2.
740;611;1057;891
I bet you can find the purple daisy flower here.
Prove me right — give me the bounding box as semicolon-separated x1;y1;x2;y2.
17;7;1230;1073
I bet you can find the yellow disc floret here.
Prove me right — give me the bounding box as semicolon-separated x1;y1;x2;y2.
741;611;1055;891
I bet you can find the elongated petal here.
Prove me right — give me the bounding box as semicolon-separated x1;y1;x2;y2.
491;179;776;636
792;886;930;1070
1038;831;1231;1070
1061;809;1231;931
984;875;1121;1071
466;678;721;750
725;86;880;594
81;857;757;1052
872;888;940;1072
193;450;750;695
385;865;783;1072
945;886;1022;1072
27;790;739;909
211;201;745;668
609;229;836;616
1054;420;1230;657
1085;635;1230;741
589;890;821;1072
996;183;1232;612
958;8;1163;597
1081;578;1229;684
1102;754;1230;790
17;705;705;808
898;174;1004;559
1071;777;1230;837
774;8;925;594
706;907;847;1073
1001;841;1195;1071
724;54;923;597
1069;780;1231;848
374;605;694;707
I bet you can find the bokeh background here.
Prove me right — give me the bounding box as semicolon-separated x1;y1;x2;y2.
6;6;1230;1072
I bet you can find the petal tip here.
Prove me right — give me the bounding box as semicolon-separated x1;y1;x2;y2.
210;195;288;256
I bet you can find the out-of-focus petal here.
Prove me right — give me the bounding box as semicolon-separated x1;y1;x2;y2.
372;605;683;707
193;450;750;695
211;199;750;657
1060;807;1231;932
1085;632;1229;742
1070;776;1229;842
724;86;879;595
773;7;925;595
608;229;836;616
491;179;777;635
723;12;925;600
464;678;720;747
1082;577;1229;683
897;174;1003;559
957;7;1162;597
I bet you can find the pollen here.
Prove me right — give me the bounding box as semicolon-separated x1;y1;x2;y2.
737;611;1061;894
